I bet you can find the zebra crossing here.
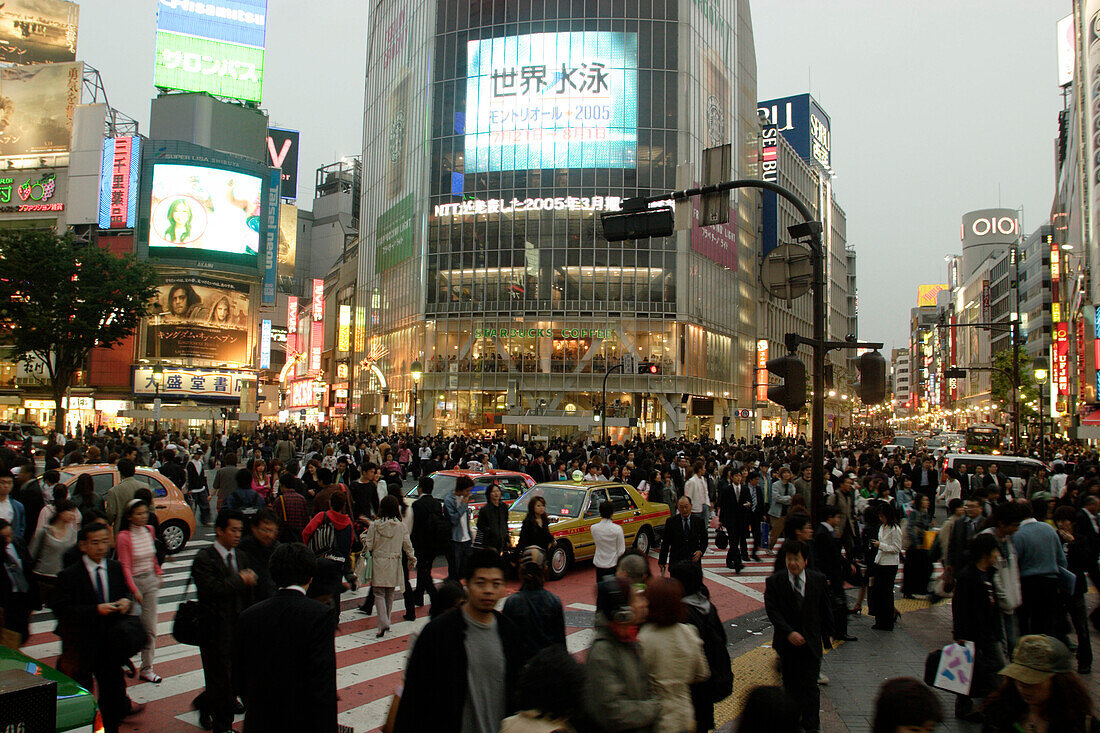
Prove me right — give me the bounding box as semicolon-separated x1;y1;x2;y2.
22;524;907;732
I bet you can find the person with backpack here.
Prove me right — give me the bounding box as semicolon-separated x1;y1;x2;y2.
225;469;265;516
302;492;354;631
671;563;733;733
409;476;451;607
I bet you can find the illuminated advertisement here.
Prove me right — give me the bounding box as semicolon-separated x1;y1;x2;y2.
260;318;271;369
338;304;351;353
286;295;297;355
0;61;80;156
312;278;324;320
277;202;296;280
1056;321;1070;397
148;163;262;266
0;167;65;215
266;127;298;199
917;284;947;308
99;136;141;229
156;0;267;49
309;320;322;373
262;167;279;303
755;340;768;402
757;94;831;172
376;194;415;273
153;31;264;103
1057;14;1074;87
134;365;245;401
147;275;250;363
287;377;315;409
0;0;78;65
465;31;638;172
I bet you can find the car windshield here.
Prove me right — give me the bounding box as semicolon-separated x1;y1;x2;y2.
511;485;587;518
22;425;44;436
892;437;916;448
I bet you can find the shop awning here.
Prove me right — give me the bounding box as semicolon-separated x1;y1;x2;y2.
1081;407;1100;426
120;406;223;421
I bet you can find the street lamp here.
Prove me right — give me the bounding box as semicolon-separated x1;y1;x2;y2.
410;359;422;436
1033;357;1048;459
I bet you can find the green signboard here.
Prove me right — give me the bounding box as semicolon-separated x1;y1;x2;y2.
375;194;415;273
153;31;265;103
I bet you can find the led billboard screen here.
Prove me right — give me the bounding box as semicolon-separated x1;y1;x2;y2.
0;61;80;156
148;162;262;267
153;30;264;103
156;0;267;48
147;275;250;363
0;0;78;64
465;31;638;172
99;136;141;229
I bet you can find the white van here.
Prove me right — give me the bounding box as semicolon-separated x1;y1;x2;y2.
941;453;1049;484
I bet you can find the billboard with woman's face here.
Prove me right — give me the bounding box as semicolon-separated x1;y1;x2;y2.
147;275;251;363
148;163;262;268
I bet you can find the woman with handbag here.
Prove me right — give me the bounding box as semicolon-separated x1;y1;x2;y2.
902;493;935;599
475;483;509;556
116;498;164;683
870;503;903;631
363;495;415;638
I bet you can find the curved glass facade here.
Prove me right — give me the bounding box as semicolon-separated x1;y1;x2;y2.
357;0;761;437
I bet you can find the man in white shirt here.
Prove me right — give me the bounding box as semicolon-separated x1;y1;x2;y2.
684;460;711;526
591;501;625;585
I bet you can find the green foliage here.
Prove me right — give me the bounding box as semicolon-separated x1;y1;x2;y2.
0;230;158;431
990;346;1038;415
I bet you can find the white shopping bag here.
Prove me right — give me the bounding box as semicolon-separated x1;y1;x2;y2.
933;642;976;695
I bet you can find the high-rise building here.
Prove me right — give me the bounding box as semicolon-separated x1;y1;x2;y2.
355;0;766;437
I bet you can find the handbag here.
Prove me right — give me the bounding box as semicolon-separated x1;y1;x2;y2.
355;548;373;585
107;611;146;663
714;526;729;550
172;573;207;646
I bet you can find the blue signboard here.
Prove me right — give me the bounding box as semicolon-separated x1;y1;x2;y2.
98;136;140;229
756;93;831;172
261;167;280;303
260;318;272;369
156;0;268;49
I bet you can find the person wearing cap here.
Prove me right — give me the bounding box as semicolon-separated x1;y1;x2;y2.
501;547;565;673
981;634;1097;732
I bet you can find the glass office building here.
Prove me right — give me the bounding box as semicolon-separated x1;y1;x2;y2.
356;0;762;437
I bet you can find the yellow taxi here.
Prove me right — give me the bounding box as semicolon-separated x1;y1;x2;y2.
507;480;671;580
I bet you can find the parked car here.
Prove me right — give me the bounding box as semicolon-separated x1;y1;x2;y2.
0;644;101;732
0;430;25;452
23;465;196;553
940;453;1049;485
508;480;671;581
0;421;48;454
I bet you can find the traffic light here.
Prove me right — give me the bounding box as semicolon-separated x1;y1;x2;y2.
766;354;806;412
856;350;887;404
600;201;675;241
638;362;658;374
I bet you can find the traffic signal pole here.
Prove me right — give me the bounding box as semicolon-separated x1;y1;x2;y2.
602;178;832;519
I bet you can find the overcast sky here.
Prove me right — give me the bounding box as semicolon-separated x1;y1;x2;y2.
81;1;1068;351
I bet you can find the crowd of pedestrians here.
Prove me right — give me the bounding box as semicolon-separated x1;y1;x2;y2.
1;425;1099;732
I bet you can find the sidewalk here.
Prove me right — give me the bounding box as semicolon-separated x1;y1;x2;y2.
716;597;1100;732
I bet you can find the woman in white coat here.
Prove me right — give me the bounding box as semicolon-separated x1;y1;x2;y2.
364;494;415;637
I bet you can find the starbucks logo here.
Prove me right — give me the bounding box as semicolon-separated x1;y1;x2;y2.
388;109;406;164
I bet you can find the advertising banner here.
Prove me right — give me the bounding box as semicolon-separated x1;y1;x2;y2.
148;162;262;267
286;295;297;355
147;275;250;363
690;198;737;271
155;0;267;49
260;318;271;369
0;0;78;65
309;320;322;373
757;94;831;173
133;365;245;400
0;61;80;156
917;284;947;308
287;377;315;409
0;166;65;216
266;127;298;199
338;304;351;353
99;136;140;229
755;340;768;403
262;166;279;303
465;31;638;172
376;193;415;273
277;202;297;280
1056;321;1070;397
153;31;264;103
1057;14;1075;87
1090;1;1100;289
311;278;323;320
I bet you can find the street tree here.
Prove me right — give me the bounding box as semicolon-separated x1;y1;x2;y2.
990;346;1039;417
0;230;158;433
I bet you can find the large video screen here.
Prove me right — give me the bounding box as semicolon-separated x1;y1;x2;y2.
148;163;262;267
465;31;638;173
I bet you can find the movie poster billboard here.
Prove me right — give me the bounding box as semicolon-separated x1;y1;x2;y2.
147;275;251;363
277;202;296;281
0;61;81;156
0;0;79;65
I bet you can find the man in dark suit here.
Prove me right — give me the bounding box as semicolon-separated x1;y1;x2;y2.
410;476;450;607
812;507;856;642
51;523;142;732
739;472;766;561
717;467;744;571
234;543;337;732
764;539;834;733
192;509;258;733
911;457;939;504
528;453;554;484
659;496;708;575
671;455;690;496
1075;496;1100;629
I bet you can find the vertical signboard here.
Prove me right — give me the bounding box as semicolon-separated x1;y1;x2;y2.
338;304;351;353
286;296;298;355
266;127;299;199
309;320;323;373
757;94;831;173
1056;321;1070;397
1088;0;1100;271
755;340;768;402
262;167;279;303
312;278;324;320
99;136;140;229
1058;14;1075;87
981;280;991;322
260;318;272;369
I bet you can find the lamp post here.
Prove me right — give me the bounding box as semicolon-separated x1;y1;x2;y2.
151;363;164;435
410;360;422;436
1033;357;1048;459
